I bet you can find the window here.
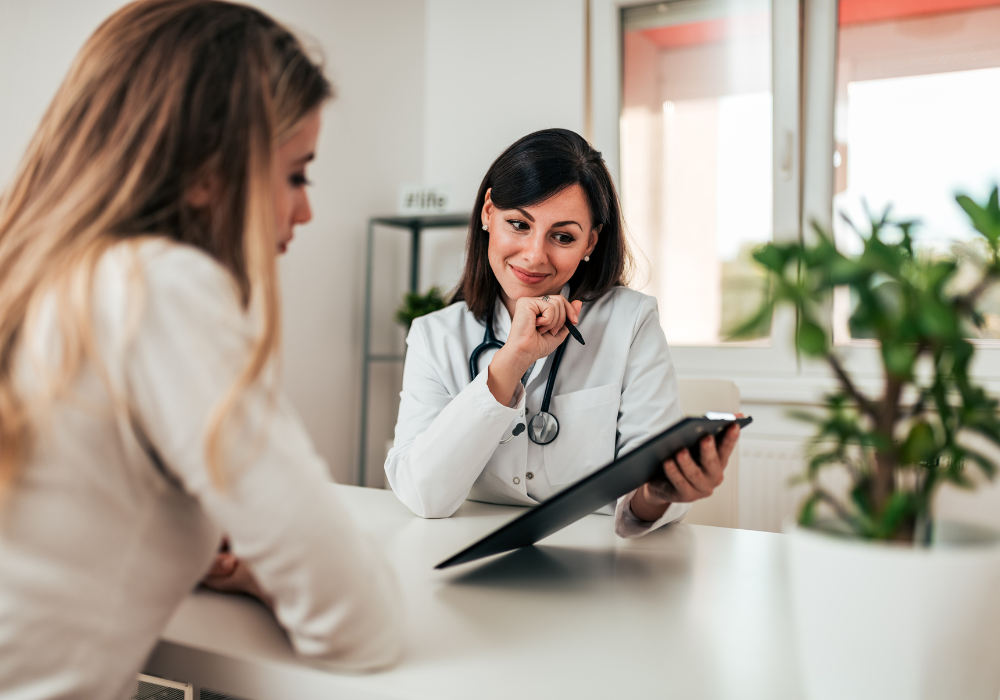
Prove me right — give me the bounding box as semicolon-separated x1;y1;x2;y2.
832;0;1000;343
620;0;775;346
592;0;1000;389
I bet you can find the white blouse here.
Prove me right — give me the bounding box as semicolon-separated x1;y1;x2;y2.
385;285;690;537
0;241;401;700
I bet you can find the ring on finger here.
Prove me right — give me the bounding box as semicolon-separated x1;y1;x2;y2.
541;295;550;302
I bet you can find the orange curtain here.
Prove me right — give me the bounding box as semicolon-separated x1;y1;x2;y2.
840;0;1000;25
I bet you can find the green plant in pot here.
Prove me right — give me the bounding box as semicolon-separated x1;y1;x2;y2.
395;286;446;328
735;187;1000;700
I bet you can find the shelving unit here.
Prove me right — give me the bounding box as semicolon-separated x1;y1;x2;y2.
357;213;470;486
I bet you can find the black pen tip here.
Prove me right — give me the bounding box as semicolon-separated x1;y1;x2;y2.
565;323;585;345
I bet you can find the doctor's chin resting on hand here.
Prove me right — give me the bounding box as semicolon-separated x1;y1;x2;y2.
384;128;741;537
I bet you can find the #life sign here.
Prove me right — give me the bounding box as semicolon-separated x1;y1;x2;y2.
398;184;452;215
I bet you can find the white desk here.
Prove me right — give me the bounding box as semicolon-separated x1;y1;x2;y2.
145;485;804;699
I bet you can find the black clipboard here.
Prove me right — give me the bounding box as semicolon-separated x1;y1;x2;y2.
435;415;752;569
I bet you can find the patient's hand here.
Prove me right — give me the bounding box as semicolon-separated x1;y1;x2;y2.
201;549;273;608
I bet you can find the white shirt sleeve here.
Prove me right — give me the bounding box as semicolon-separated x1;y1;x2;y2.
613;296;691;538
384;319;523;518
124;247;402;670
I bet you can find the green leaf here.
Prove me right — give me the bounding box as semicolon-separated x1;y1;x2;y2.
882;343;917;378
796;320;828;357
727;299;774;341
898;220;917;255
753;244;793;273
957;192;1000;244
798;493;821;527
917;301;957;339
877;491;916;538
861;237;905;277
901;422;937;465
395;287;447;327
851;480;873;518
924;260;957;290
953;339;975;371
802;238;841;268
828;257;867;285
808;451;842;478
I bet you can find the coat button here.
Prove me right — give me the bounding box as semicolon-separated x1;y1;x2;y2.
513;476;520;485
526;472;534;480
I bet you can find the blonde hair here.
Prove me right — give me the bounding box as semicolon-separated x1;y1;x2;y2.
0;0;332;493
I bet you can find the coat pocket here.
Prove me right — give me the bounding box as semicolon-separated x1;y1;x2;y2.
542;383;621;485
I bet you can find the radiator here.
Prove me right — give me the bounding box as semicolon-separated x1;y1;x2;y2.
131;674;192;700
131;675;246;700
738;439;810;533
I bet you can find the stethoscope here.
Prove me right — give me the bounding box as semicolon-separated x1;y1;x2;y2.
469;310;568;446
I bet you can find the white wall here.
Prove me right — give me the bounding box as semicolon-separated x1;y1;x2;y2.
0;0;425;485
424;0;587;212
0;0;129;180
260;0;425;485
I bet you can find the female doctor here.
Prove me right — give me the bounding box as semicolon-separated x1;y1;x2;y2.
385;128;740;537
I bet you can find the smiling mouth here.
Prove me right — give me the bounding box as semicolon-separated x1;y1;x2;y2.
509;264;548;284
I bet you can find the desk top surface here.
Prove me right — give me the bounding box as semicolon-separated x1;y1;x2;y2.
146;485;803;700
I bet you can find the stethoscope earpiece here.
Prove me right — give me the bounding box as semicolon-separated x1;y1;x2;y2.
499;422;526;445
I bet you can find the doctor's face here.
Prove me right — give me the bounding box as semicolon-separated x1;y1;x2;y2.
481;183;599;305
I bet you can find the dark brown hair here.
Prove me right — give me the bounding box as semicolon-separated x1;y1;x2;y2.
453;128;633;320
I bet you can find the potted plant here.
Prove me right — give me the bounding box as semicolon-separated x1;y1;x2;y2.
395;286;447;328
736;187;1000;700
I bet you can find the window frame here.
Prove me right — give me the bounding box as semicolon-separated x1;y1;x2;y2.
818;1;1000;386
591;0;803;383
592;0;1000;404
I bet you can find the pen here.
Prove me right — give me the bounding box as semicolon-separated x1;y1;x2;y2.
565;319;585;346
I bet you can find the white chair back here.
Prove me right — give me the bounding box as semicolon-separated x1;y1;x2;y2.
676;378;740;528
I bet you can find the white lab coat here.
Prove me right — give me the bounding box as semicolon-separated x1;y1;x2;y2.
385;285;690;537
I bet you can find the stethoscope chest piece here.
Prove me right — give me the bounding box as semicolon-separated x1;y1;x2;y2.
528;411;559;445
471;307;571;446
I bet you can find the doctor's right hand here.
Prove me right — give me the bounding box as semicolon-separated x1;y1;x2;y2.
488;295;581;407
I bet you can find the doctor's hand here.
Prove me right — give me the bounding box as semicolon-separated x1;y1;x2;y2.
629;417;742;522
487;295;582;406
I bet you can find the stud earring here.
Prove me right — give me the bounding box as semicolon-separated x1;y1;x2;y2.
584;255;590;262
482;224;488;231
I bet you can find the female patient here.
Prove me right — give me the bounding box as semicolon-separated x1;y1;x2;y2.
0;2;400;697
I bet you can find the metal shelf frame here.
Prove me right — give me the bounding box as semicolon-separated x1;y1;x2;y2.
357;213;471;486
